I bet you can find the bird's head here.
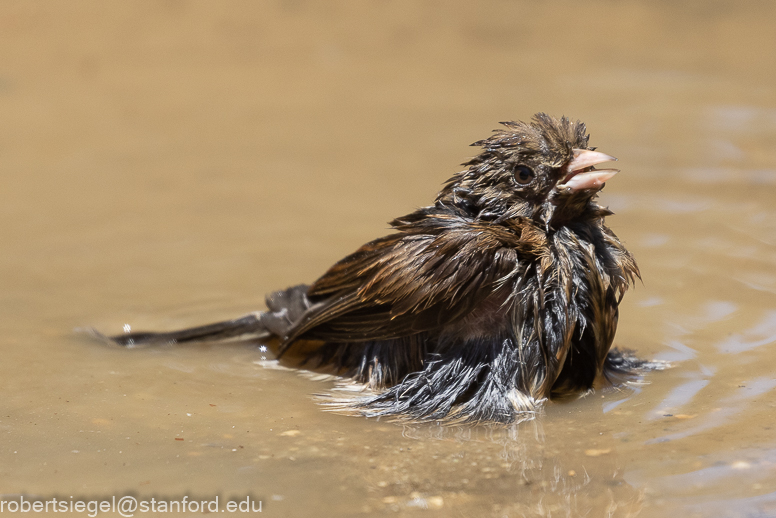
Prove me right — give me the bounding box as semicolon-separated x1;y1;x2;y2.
438;113;619;227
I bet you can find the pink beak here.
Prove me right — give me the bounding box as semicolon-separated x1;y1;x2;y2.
560;149;619;191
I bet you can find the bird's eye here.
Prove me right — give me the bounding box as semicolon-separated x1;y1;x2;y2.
514;165;535;185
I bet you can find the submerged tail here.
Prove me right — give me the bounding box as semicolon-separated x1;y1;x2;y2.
106;313;268;347
100;284;312;348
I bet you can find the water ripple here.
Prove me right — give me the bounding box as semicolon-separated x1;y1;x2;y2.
718;310;776;354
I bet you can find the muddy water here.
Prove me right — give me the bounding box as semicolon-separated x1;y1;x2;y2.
2;1;776;517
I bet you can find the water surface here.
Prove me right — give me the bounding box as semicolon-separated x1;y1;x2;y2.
2;2;776;517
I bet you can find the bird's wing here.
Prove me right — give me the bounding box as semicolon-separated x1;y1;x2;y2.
279;218;526;349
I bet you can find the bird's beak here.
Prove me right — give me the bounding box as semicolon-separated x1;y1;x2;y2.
558;149;619;191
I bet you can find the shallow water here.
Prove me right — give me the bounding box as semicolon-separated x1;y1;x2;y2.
2;1;776;516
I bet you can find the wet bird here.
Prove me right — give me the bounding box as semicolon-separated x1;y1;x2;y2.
105;114;643;423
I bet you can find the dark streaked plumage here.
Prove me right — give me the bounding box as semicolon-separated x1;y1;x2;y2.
105;114;643;423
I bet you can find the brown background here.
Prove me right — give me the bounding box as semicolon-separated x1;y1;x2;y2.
2;2;776;516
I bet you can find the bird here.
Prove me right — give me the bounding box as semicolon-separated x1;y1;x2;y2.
104;113;643;423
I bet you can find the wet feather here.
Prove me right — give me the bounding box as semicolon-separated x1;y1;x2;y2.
107;113;644;423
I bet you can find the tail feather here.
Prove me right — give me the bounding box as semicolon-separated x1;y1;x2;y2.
107;313;268;347
97;285;313;348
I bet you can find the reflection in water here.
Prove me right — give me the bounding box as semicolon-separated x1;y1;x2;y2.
650;378;709;420
637;296;664;307
657;340;697;362
654;448;776;492
393;418;644;517
639;234;670;248
686;491;776;518
629;447;776;518
717;310;776;354
705;105;776;134
658;301;738;363
646;377;776;444
698;301;738;323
